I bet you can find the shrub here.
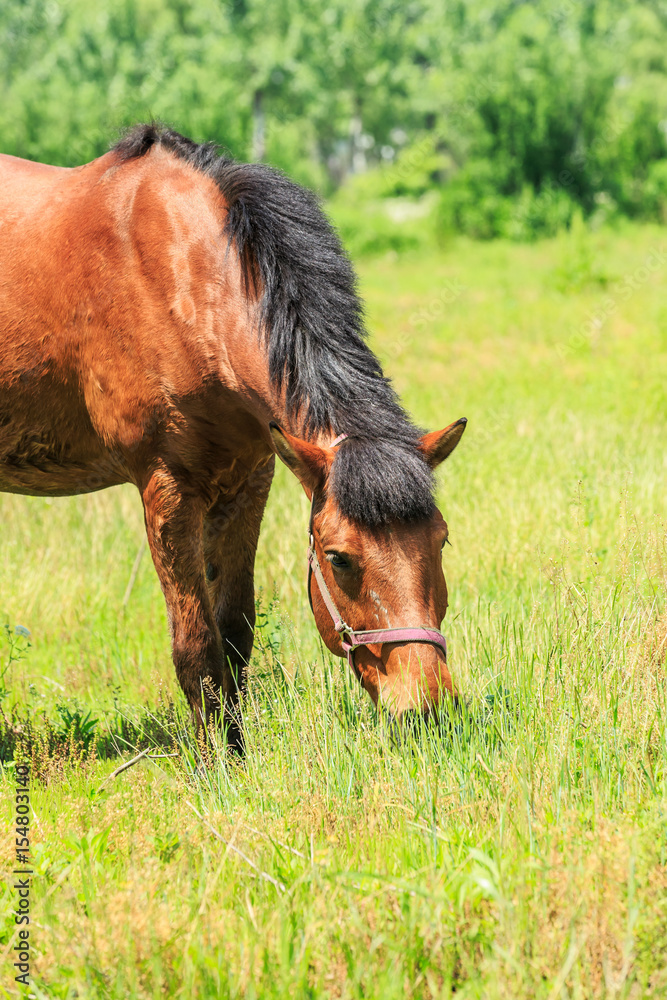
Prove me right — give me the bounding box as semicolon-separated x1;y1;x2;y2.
641;159;667;223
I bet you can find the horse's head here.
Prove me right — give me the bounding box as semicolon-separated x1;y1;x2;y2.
270;418;466;721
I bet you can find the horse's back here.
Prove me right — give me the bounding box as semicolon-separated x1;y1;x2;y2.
0;152;70;187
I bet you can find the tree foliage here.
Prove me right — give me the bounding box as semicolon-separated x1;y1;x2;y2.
2;0;667;238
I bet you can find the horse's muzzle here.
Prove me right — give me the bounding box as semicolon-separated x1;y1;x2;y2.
388;700;461;745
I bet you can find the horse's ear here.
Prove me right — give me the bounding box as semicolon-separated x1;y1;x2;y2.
269;423;330;494
419;418;467;469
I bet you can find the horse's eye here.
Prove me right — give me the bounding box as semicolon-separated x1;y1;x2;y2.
441;536;451;550
327;552;350;570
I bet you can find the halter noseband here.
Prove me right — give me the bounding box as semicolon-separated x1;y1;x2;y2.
306;433;448;678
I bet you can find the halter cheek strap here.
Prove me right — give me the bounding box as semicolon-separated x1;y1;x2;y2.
306;433;448;678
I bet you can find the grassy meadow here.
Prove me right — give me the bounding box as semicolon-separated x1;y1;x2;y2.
2;221;667;998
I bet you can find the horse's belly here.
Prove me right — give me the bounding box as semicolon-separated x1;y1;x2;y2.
0;449;124;498
0;444;126;497
0;391;126;498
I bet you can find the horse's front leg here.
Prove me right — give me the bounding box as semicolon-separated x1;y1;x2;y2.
202;457;275;749
141;467;241;752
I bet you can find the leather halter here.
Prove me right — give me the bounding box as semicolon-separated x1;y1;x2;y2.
306;433;448;678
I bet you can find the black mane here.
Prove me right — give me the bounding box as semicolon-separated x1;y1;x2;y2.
112;124;435;526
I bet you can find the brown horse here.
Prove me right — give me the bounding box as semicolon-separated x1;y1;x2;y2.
0;125;466;752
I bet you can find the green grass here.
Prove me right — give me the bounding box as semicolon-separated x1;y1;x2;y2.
1;221;667;998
